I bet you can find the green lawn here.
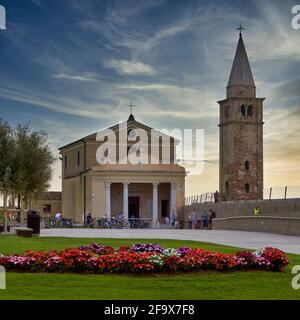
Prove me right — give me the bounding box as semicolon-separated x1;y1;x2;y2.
0;236;299;300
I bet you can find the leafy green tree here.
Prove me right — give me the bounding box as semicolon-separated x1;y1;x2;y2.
11;123;56;208
0;120;14;232
0;119;56;218
0;119;14;182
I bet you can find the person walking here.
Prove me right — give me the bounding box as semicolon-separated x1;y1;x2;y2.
200;210;209;229
55;212;62;228
208;209;216;229
214;190;219;203
191;209;197;230
86;212;93;228
165;216;170;225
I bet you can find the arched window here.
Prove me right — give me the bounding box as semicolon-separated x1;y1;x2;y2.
245;183;250;193
225;106;230;118
247;105;253;116
241;105;253;117
245;161;250;171
241;105;246;116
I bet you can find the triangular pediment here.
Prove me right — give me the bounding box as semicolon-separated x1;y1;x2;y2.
59;117;178;150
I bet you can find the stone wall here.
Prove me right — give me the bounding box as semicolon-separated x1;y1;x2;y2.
184;199;300;219
212;216;300;236
183;199;300;235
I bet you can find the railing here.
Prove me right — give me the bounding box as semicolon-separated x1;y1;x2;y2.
185;185;300;205
263;185;300;200
185;193;215;205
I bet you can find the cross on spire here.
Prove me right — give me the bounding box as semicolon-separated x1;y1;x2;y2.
127;101;136;115
237;24;244;36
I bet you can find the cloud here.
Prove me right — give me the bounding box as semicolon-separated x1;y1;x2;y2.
0;85;114;120
53;73;100;82
116;82;218;120
103;59;158;76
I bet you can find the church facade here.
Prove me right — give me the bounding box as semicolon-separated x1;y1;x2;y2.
218;30;264;201
59;115;186;225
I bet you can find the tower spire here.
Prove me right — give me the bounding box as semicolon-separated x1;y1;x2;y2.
227;26;256;98
237;24;244;37
127;101;136;121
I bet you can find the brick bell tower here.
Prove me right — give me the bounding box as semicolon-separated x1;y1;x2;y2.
218;27;264;201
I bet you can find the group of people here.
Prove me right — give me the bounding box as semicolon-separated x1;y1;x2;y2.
190;209;216;230
164;215;181;229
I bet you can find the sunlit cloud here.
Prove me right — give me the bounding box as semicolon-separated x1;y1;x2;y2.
53;73;100;82
103;59;158;76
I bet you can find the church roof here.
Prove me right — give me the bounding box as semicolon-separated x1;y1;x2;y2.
227;33;255;88
58;115;178;151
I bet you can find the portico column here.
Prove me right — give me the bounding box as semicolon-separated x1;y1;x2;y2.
170;182;177;220
105;182;111;218
152;182;159;228
123;182;129;220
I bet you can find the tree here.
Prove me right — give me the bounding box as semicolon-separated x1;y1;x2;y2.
0;120;14;233
11;123;56;208
0;119;56;230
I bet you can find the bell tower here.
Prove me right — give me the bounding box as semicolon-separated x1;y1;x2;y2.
218;28;264;201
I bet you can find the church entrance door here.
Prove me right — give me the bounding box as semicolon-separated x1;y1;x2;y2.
128;197;140;218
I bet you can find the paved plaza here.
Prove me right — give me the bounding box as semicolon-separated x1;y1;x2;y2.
40;229;300;254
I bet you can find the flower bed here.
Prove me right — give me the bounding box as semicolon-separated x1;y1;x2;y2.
0;243;289;274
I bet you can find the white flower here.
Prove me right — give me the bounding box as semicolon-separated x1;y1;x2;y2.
148;255;164;266
161;248;180;258
253;248;265;257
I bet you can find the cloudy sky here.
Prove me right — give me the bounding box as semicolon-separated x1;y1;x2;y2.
0;0;299;196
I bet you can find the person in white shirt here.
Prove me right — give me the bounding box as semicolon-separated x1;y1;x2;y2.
55;212;62;227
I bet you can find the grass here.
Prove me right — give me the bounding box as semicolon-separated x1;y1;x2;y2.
0;236;300;300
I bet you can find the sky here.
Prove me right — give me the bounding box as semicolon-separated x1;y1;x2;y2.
0;0;299;196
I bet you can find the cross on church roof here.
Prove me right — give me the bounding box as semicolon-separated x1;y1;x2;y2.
127;101;136;115
237;24;244;36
